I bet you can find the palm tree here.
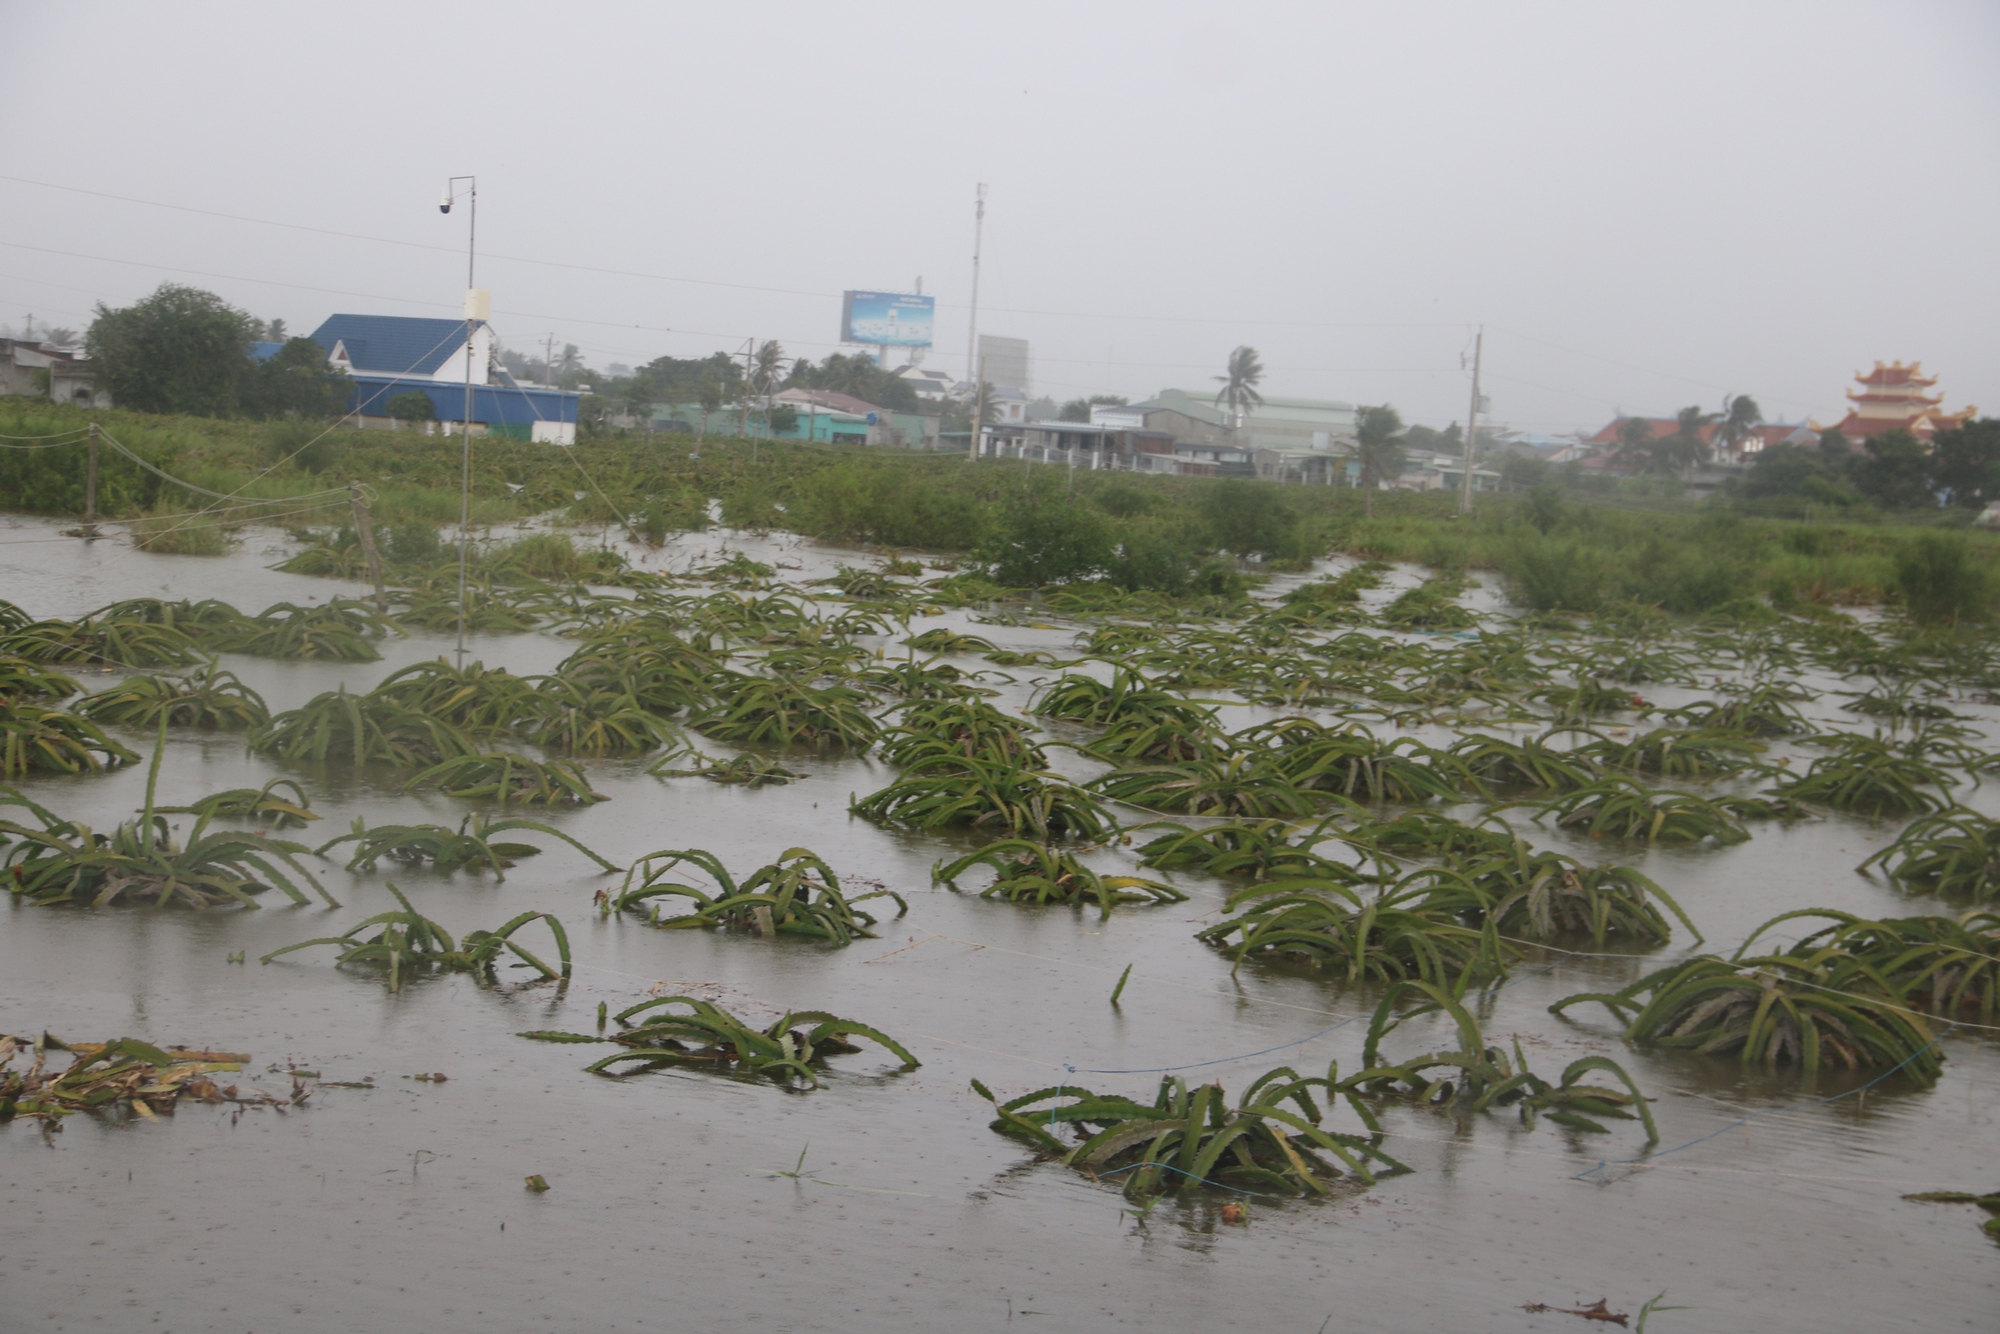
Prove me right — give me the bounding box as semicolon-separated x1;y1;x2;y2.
749;340;786;436
1666;404;1716;477
1352;405;1407;518
1714;393;1763;460
1213;346;1265;442
552;343;583;386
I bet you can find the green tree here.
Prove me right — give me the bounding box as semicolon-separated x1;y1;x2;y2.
87;283;257;416
384;391;436;424
1352;404;1407;518
749;340;786;435
693;375;725;442
1213;346;1265;439
783;352;920;411
1058;394;1129;423
1927;418;2000;508
1664;405;1715;476
1852;429;1935;510
239;337;347;420
1614;415;1657;470
1714;394;1763;457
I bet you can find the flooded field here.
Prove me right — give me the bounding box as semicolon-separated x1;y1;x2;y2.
1;513;1994;1333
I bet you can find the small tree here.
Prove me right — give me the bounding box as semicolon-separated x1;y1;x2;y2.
385;391;437;425
1928;418;2000;508
693;376;725;442
1353;404;1407;518
1852;429;1935;511
240;337;347;420
87;283;257;417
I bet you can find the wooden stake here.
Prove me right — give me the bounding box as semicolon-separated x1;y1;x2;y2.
83;421;99;540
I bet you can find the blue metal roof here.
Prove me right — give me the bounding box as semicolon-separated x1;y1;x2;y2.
249;341;285;363
308;314;472;376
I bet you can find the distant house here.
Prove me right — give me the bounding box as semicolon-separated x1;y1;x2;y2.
306;314;579;443
0;338;110;409
1586;415;1818;462
891;365;958;401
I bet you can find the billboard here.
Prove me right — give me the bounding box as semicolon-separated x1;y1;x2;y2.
841;290;935;349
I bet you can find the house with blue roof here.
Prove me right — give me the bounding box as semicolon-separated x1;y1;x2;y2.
302;313;579;443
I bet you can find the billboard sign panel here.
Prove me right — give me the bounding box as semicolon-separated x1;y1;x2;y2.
841;291;935;348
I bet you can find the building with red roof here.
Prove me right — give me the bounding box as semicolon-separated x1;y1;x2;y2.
1818;361;1976;442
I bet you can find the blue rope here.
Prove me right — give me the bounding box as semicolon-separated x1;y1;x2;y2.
1572;1024;1956;1182
1071;1016;1362;1076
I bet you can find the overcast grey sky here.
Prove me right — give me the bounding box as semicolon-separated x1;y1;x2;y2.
2;1;1994;435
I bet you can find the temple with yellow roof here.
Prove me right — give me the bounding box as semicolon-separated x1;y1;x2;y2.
1819;361;1976;443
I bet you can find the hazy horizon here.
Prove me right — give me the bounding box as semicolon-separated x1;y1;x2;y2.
2;0;1994;437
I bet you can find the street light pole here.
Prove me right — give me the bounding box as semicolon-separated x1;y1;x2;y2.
441;175;477;663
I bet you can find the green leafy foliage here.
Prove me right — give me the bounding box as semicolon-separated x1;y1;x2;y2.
933;839;1187;914
1197;876;1517;984
403;752;608;806
316;815;617;879
2;732;329;909
530;996;917;1088
261;884;570;991
73;664;268;731
973;1065;1410;1199
1861;807;2000;902
608;846;904;945
0;702;137;778
852;754;1113;840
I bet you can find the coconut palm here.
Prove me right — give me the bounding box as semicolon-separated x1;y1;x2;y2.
1353;404;1407;518
750;340;786;436
1665;405;1715;476
1213;345;1265;441
1714;393;1763;459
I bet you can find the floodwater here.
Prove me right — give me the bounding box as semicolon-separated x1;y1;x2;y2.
0;514;1994;1333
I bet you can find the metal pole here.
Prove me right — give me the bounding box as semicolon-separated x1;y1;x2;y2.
83;420;98;539
1459;326;1483;517
454;177;477;664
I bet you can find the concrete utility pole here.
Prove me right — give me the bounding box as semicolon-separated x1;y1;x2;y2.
969;352;987;462
1459;325;1484;517
964;183;986;459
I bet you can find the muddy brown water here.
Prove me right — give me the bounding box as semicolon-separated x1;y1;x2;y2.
0;515;1994;1333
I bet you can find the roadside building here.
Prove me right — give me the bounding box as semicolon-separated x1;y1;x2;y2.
0;338;110;408
307;314;580;443
1091;400;1232;449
